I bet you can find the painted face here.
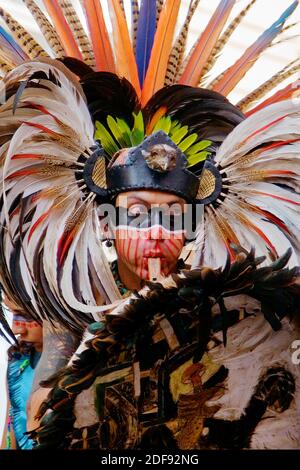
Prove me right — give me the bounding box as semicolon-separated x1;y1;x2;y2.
114;190;186;281
3;295;43;351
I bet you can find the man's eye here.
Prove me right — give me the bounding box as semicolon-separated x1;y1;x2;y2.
128;205;148;217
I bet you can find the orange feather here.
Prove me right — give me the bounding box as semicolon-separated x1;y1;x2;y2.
240;213;277;255
146;106;167;135
24;101;62;123
58;228;77;266
141;0;180;106
179;0;235;87
251;190;300;207
244;114;290;143
43;0;83;60
28;210;51;241
82;0;115;72
6;168;39;180
246;81;300;116
109;0;141;96
23;121;62;137
12;154;42;160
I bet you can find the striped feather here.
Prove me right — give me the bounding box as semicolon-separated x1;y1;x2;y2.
141;0;180;106
156;0;164;25
43;0;83;60
81;0;115;73
165;0;201;86
0;25;28;66
178;37;197;80
0;58;13;75
238;59;300;113
211;1;298;96
119;0;125;12
0;6;47;59
199;0;257;85
109;0;141;96
131;0;140;54
23;0;65;57
245;80;300;117
58;0;96;68
179;0;235;87
136;0;157;86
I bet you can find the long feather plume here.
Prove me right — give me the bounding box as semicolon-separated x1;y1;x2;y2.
141;0;181;106
165;0;201;86
109;0;141;96
0;25;28;67
131;0;140;54
238;59;300;113
81;0;115;73
0;58;13;75
0;6;47;59
179;0;235;87
58;0;96;68
156;0;164;25
245;80;300;116
199;0;257;85
136;0;157;86
43;0;83;60
22;0;65;58
210;1;299;96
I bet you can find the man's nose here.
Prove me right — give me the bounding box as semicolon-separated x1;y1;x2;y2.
150;225;164;240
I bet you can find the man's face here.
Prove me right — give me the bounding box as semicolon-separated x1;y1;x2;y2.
3;294;43;351
114;190;186;280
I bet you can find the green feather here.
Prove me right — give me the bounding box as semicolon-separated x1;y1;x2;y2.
95;121;119;156
131;111;145;146
186;139;212;156
178;133;198;152
170;119;179;131
171;125;189;145
107;116;128;148
116;118;132;146
133;111;144;136
187;151;210;167
153;116;172;135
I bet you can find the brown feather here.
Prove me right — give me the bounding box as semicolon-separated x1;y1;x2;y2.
237;59;300;112
58;1;96;68
0;6;48;59
199;0;257;85
23;0;65;57
165;0;201;86
131;0;140;54
156;0;164;25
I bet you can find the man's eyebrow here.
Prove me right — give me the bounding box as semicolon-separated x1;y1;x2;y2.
125;196;185;206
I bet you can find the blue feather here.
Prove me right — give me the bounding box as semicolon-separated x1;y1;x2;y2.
0;25;28;63
259;0;298;44
135;0;157;86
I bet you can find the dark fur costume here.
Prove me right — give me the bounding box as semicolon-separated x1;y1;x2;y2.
30;247;300;449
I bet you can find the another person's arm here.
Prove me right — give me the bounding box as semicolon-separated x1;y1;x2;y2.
27;321;80;432
1;395;16;449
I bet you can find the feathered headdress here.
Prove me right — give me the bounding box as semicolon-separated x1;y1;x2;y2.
0;0;300;336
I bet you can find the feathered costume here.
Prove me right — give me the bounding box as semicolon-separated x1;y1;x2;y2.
0;0;300;449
